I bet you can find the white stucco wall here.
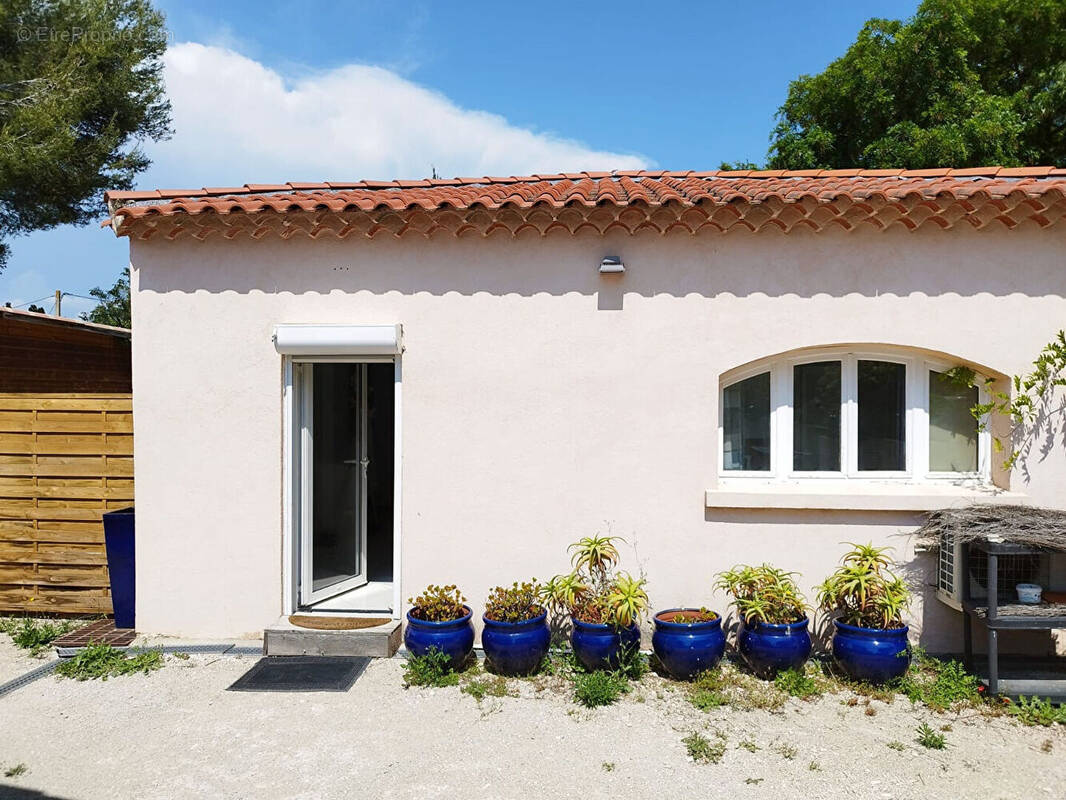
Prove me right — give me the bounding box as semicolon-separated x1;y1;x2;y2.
128;225;1066;646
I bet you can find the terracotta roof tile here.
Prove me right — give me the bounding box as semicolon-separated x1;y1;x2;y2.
104;167;1066;241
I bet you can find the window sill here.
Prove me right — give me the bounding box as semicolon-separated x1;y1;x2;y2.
705;483;1026;511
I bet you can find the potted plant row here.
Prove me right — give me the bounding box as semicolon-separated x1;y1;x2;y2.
404;540;912;685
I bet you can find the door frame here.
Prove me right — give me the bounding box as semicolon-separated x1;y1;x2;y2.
295;362;370;606
282;354;402;617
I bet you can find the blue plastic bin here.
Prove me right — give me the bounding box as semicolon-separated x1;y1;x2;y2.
102;507;136;629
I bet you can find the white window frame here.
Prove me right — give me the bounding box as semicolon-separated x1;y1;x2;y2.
718;346;990;485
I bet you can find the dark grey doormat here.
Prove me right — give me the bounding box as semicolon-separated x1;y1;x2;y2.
227;656;369;692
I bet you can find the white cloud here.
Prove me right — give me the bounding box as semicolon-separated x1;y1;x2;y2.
144;43;650;188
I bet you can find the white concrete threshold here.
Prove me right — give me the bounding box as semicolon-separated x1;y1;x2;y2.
264;616;402;658
705;483;1028;511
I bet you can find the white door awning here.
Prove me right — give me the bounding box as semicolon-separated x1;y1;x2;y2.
273;324;403;356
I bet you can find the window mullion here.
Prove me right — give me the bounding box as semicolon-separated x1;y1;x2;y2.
844;355;857;477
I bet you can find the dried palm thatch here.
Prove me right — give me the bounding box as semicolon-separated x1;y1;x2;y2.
916;504;1066;552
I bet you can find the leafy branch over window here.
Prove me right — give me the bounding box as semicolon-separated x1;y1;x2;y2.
945;331;1066;471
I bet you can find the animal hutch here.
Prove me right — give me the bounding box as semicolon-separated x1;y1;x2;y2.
926;505;1066;698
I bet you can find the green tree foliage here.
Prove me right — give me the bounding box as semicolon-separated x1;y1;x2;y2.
81;266;129;327
0;0;172;269
766;0;1066;170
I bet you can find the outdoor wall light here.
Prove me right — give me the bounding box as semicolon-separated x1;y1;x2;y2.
599;256;625;274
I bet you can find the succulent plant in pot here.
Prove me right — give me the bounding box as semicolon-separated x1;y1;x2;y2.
481;580;550;676
817;543;912;683
543;534;649;672
651;606;725;681
404;584;474;669
715;564;811;677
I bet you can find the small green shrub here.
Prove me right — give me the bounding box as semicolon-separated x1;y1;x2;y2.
774;667;822;699
915;722;946;750
898;649;981;711
484;580;544;623
4;763;28;778
573;670;628;707
1008;695;1066;727
55;644;163;681
683;731;726;764
0;617;76;656
402;648;459;688
407;585;467;622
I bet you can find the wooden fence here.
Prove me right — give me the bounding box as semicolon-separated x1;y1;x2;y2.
0;394;133;614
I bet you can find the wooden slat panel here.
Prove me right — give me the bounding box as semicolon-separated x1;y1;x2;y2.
0;396;132;411
0;411;132;433
0;393;131;614
0;485;133;500
0;564;109;587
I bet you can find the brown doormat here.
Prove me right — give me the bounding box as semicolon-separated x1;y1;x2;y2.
288;615;390;631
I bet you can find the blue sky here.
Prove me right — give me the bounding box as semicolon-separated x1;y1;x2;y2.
1;0;919;317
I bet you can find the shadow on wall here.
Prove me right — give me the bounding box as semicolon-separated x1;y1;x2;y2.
131;226;1066;300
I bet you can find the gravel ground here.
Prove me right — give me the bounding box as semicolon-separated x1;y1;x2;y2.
0;652;1063;800
0;635;54;685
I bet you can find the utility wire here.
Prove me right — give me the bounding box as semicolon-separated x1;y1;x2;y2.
11;295;54;309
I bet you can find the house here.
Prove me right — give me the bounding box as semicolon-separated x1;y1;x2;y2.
104;168;1066;650
0;307;133;615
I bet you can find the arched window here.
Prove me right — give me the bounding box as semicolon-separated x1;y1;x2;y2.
719;347;989;482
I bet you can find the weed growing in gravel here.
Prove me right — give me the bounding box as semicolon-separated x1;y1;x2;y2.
601;762;616;772
744;778;763;785
898;649;982;711
402;648;460;688
774;666;823;699
772;742;798;760
55;645;163;681
1008;695;1066;727
808;761;820;771
0;617;77;656
1041;739;1053;753
687;663;786;712
461;675;511;702
574;670;629;707
887;740;906;752
4;763;27;778
738;740;759;753
916;723;947;750
683;731;726;764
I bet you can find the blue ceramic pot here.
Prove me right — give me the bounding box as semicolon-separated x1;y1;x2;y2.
737;617;812;677
404;606;475;669
570;617;641;672
482;610;551;676
832;621;911;683
652;609;726;680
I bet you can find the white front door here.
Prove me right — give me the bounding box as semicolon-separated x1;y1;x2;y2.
296;362;369;606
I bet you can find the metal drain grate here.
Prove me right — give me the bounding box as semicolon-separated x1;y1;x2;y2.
0;660;61;699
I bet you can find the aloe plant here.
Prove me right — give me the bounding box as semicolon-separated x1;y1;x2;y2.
715;564;807;625
543;534;649;628
816;543;910;629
